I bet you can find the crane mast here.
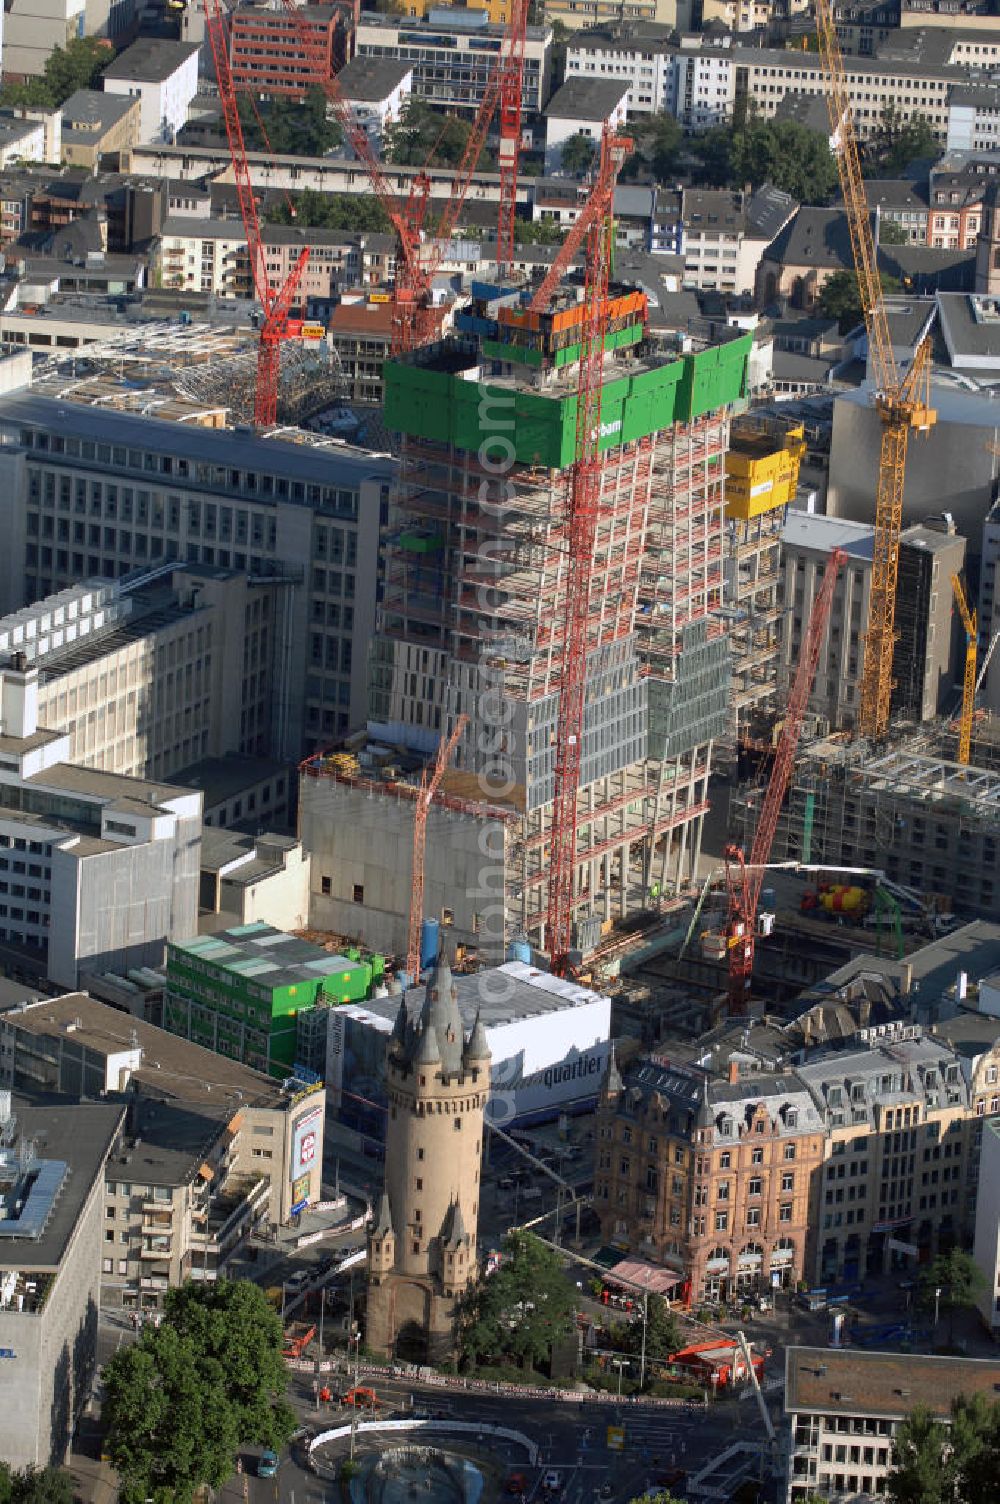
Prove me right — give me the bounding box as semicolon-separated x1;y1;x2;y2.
951;573;977;767
407;713;469;982
724;547;847;1011
546;126;632;976
815;0;935;740
203;0;309;425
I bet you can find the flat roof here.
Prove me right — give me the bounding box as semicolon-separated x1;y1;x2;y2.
336;55;413;100
344;959;609;1033
938;291;1000;362
5;992;289;1109
175;754;289;810
0;393;396;490
170;921;365;991
782;510;874;559
102;39;200;83
60;89;137;133
545;76;630;121
0;1095;123;1272
785;1345;1000;1419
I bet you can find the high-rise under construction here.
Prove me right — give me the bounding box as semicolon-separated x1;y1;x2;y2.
301;283;751;963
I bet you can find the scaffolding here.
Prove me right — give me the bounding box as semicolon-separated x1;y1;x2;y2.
369;316;749;955
731;731;1000;918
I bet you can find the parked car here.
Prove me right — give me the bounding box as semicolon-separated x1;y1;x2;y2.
257;1450;278;1478
543;1471;563;1495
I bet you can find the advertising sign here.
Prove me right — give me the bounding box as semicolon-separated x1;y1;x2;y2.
292;1105;322;1180
291;1173;311;1209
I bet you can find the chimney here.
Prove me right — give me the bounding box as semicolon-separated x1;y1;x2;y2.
957;971;968;1002
1;654;38;740
729;1059;740;1085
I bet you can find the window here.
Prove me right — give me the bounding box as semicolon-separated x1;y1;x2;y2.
782;1173;795;1192
720;1152;731;1169
454;1118;462;1131
752;1147;764;1164
779;1203;793;1222
749;1177;762;1197
321;876;331;896
718;1181;730;1201
746;1207;761;1227
785;1144;796;1161
715;1211;728;1231
352;884;364;904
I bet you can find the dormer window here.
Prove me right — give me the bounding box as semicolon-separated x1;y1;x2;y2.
720;1118;732;1137
786;1107;798;1128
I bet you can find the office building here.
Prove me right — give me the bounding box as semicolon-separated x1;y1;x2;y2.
0;654;199;988
101;40;200;146
784;1347;1000;1503
973;1114;1000;1335
0;994;326;1311
164;920;380;1078
0;389;395;746
0;568;295;780
60;91;141;170
229;3;348;99
565;23;676;117
355;9;552;121
303;290;749;961
654;185;797;296
198;830;310;932
778;513;964;733
0;1094;124;1468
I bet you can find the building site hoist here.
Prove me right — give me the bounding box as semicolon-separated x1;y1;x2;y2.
951;572;977;767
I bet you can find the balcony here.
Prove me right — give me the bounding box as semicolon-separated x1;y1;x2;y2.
190;1175;270;1257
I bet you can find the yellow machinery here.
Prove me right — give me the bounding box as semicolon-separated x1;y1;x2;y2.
815;0;936;740
725;419;806;522
951;573;977;766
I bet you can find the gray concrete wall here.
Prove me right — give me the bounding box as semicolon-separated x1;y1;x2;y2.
828;393;997;554
0;1162;105;1466
298;774;507;964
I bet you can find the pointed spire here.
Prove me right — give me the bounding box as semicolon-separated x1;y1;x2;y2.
696;1072;714;1129
440;1198;467;1249
372;1190;394;1240
464;1009;490;1063
423;942;464;1075
413;1021;441;1066
390;995;409;1048
602;1042;622;1099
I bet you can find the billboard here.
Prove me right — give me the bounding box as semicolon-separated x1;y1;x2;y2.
291;1172;311;1210
292;1105;322;1180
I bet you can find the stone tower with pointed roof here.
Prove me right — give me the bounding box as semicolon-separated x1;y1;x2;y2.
366;949;491;1361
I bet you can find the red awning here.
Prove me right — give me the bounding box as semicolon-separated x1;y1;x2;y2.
609;1258;684;1295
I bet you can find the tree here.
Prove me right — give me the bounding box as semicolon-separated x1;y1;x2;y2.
729;119;838;205
887;1405;955;1504
0;36;112;110
818;267;901;332
513;217;566;246
623;112;682;182
560;132;596;178
102;1280;294;1504
385;96;480;170
689;125;735;188
0;1466;72;1504
878;217;910;245
920;1247;985;1344
620;1293;680;1366
265;188;390;232
237;88;341;159
868;105;938;177
459;1231;577;1372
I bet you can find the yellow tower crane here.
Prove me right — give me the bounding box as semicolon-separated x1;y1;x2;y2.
951;573;977;767
815;0;936;741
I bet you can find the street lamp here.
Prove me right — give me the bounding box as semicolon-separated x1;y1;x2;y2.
934;1286;943;1329
349;1330;361;1463
611;1357;629;1399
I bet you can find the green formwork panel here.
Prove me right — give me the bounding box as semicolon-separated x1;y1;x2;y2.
384;334;751;467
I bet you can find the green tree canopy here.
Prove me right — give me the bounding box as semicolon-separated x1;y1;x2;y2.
620;1293;680;1364
867;104;938;177
560;132;597;178
0;37;113;110
623;112;682;182
459;1231;577;1371
689;125;736;188
266;187;390;232
102;1280;294;1504
0;1466;72;1504
878;217;910;245
512;217;566;245
237;88;341;159
385;96;483;170
919;1247;985;1343
818;267;901;332
729;118;838;205
887;1393;1000;1504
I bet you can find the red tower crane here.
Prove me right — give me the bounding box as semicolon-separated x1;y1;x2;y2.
407;713;469;982
203;0;310;426
275;0;528;351
545;125;632;977
723;546;847;1012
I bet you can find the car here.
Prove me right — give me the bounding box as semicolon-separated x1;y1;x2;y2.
257;1450;279;1478
543;1471;563;1494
